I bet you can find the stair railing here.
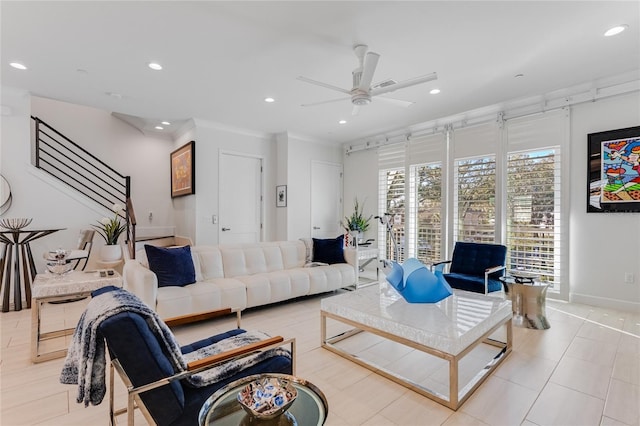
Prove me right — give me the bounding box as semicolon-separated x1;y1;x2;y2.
31;116;135;250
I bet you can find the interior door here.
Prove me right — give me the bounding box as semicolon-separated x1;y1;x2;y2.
219;152;262;244
311;161;343;238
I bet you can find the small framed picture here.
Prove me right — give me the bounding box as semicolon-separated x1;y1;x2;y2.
276;185;287;207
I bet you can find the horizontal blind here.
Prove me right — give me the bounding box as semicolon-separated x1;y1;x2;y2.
408;133;444;165
506;109;566;150
378;142;407;169
453;122;499;158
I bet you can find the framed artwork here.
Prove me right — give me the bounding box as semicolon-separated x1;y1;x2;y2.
170;141;195;198
587;126;640;213
276;185;287;207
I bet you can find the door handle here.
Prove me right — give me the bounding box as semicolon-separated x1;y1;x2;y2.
313;226;320;230
221;227;231;231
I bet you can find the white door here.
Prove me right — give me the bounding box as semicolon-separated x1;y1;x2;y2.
311;161;343;238
219;152;262;243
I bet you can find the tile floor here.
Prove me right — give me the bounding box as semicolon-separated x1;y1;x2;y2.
1;290;639;425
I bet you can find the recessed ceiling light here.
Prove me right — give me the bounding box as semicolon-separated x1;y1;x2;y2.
338;120;347;124
105;91;123;99
148;62;163;70
514;73;524;78
9;62;27;70
430;88;441;95
264;97;275;103
155;126;164;130
161;121;171;126
604;25;628;37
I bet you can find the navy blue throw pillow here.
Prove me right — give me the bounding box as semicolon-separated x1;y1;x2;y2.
144;245;196;288
312;235;346;264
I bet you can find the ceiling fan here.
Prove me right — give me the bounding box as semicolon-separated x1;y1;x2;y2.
297;44;437;116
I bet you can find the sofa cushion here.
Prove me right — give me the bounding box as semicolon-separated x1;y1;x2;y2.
312;235;346;264
145;245;196;288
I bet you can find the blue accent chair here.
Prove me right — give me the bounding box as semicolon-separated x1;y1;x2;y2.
92;287;294;426
432;242;507;294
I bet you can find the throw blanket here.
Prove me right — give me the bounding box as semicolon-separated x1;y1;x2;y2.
60;288;290;406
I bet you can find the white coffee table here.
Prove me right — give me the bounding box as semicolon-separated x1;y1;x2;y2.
321;283;512;410
31;270;122;363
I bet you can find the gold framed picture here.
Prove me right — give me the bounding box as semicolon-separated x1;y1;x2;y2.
170;141;195;198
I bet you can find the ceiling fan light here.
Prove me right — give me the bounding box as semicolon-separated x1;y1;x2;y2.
352;93;371;106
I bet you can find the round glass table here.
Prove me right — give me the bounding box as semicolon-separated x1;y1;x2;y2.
198;374;328;426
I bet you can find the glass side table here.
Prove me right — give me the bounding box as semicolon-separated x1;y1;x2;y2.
199;374;328;426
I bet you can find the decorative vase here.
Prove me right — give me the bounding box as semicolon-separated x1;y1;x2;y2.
99;244;122;262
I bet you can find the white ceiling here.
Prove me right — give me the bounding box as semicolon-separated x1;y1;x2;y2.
2;1;639;144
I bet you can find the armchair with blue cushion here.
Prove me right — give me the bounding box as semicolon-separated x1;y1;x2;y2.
61;286;294;426
432;242;507;294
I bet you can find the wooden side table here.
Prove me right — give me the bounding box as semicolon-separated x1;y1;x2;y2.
31;270;122;363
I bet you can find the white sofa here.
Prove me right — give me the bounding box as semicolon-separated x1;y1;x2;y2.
123;240;356;319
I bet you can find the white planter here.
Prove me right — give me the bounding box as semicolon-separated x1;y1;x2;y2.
99;245;122;262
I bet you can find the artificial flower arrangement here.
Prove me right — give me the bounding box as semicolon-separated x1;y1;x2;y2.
93;203;126;245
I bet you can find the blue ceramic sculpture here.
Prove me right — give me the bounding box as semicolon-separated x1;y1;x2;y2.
385;258;453;303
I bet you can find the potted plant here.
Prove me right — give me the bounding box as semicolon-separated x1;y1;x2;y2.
93;203;126;261
343;198;372;243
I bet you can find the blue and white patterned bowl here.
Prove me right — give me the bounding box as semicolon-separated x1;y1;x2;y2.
237;376;297;420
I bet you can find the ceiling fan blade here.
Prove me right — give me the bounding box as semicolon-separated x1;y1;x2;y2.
352;105;361;116
301;97;350;107
377;96;415;107
370;72;438;96
297;76;351;95
358;52;380;91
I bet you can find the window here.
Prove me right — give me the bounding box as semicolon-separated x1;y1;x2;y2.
378;168;406;262
506;148;561;286
453;156;496;243
376;110;567;295
411;163;442;262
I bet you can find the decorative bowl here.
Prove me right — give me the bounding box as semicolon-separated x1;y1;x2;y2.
0;217;32;230
237;376;297;420
46;261;74;275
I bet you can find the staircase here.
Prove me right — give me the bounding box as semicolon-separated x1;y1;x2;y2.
32;116;137;258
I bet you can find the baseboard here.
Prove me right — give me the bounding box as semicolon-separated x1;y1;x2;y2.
570;292;640;313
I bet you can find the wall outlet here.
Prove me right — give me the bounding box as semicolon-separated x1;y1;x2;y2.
624;272;635;284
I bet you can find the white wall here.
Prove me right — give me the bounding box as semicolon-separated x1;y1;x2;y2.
286;135;344;240
0;92;178;276
188;120;276;245
343;148;379;241
569;91;640;311
171;123;197;242
343;91;640;311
